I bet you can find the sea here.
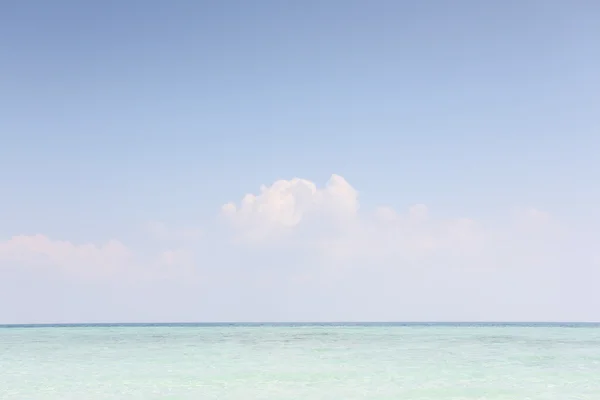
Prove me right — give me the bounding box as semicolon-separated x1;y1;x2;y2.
1;323;599;399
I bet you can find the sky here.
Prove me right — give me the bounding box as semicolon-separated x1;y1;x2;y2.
1;1;599;324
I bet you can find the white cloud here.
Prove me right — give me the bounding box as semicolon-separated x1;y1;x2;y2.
214;176;600;322
0;234;131;279
221;174;486;262
221;174;358;243
2;174;599;323
0;233;198;284
0;177;580;284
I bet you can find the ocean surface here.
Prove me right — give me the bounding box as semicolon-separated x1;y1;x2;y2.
1;323;599;399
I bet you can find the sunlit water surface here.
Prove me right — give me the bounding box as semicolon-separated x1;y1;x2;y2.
2;323;599;399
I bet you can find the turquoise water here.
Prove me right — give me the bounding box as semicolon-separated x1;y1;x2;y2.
1;323;600;399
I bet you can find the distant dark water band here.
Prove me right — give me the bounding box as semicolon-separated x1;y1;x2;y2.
2;322;600;329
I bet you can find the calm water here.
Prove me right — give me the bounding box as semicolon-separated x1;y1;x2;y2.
1;323;600;399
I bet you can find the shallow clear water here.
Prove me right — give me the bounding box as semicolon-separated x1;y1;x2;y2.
1;323;599;399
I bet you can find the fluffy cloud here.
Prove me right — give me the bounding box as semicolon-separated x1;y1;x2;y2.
0;234;131;279
220;174;487;262
1;174;598;323
0;234;203;324
221;174;359;243
214;175;600;322
0;233;198;283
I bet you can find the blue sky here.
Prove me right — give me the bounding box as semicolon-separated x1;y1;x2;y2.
1;1;599;323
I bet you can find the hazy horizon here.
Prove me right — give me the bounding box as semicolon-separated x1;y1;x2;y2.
3;322;600;328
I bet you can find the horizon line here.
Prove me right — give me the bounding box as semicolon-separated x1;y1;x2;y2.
2;321;599;328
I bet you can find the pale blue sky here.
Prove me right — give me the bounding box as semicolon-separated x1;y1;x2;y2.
1;1;599;323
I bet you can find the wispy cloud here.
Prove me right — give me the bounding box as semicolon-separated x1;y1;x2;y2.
1;174;598;323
